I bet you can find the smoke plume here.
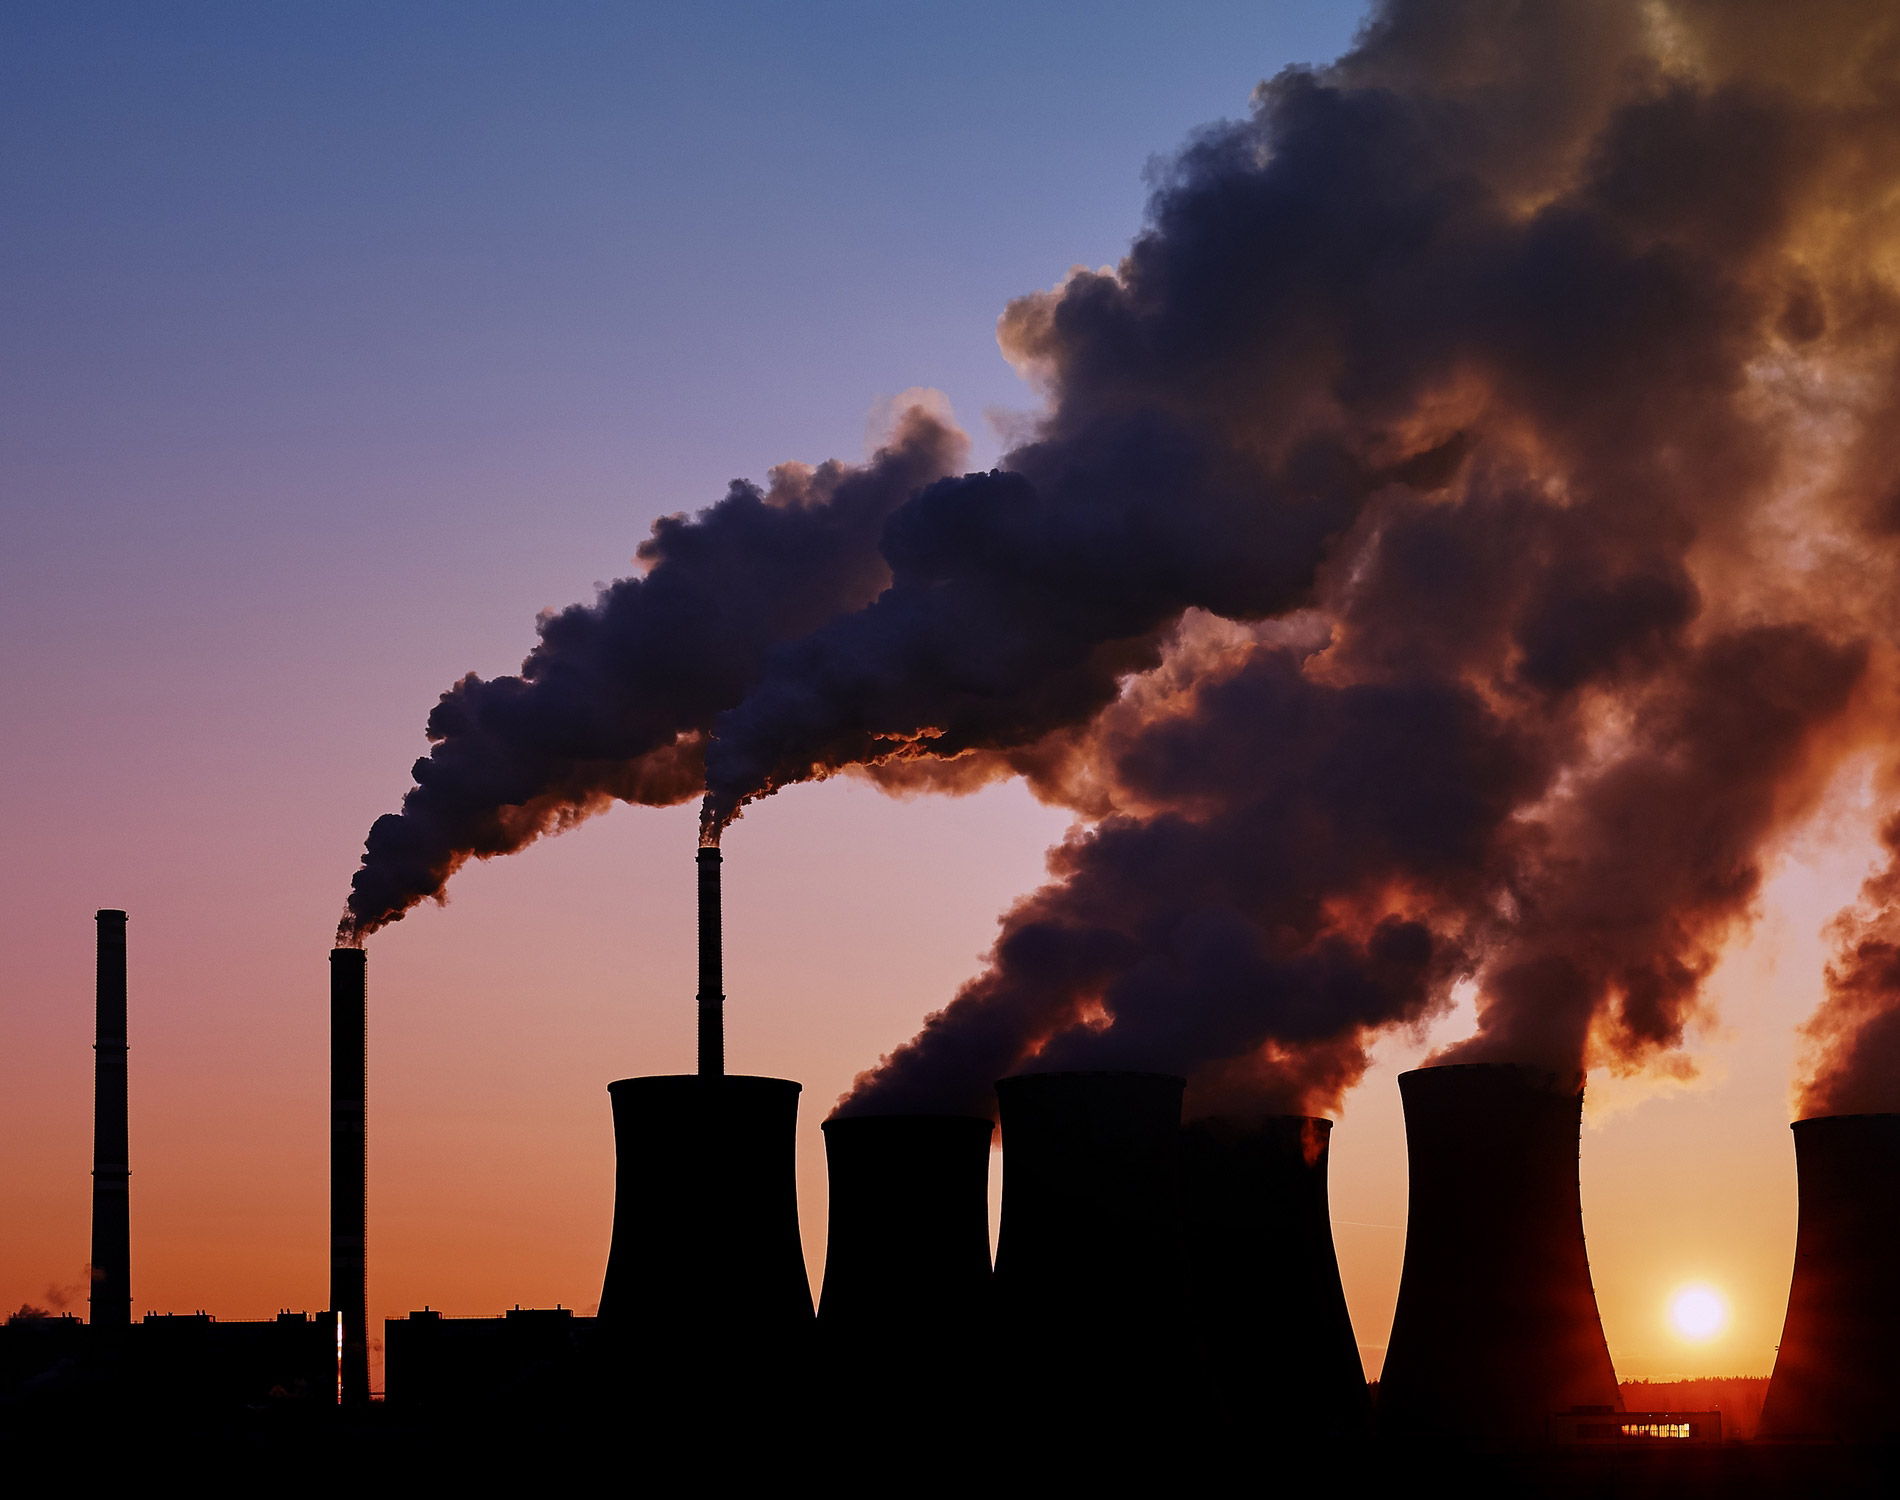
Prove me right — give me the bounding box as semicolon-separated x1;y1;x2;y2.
1798;805;1900;1117
824;0;1900;1115
339;405;964;940
349;0;1900;1120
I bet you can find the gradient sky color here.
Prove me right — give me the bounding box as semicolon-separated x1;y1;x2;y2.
1;1;1873;1386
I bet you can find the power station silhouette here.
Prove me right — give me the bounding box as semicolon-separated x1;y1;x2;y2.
6;864;1900;1489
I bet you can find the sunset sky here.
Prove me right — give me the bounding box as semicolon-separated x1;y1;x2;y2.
2;0;1881;1388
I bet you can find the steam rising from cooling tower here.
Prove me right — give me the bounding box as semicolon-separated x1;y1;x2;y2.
345;0;1900;1113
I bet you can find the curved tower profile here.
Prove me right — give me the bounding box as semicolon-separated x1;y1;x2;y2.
1179;1114;1369;1439
1376;1064;1619;1446
992;1071;1186;1451
818;1113;994;1346
817;1113;994;1449
596;845;811;1429
1758;1113;1900;1441
598;1072;812;1345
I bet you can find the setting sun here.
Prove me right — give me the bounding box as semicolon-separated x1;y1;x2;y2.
1669;1284;1730;1342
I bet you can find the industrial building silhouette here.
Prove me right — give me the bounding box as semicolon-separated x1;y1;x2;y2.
5;875;1900;1488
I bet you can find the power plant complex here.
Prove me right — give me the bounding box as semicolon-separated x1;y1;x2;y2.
5;865;1899;1488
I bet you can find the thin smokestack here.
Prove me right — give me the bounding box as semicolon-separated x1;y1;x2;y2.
90;909;130;1330
697;847;723;1078
330;946;369;1407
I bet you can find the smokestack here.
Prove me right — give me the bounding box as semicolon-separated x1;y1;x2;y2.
1758;1114;1900;1442
817;1114;993;1347
992;1071;1186;1447
697;847;722;1078
1178;1115;1369;1439
593;843;812;1439
1376;1064;1620;1446
90;910;130;1331
330;947;369;1407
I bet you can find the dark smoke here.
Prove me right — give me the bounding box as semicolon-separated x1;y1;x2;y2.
339;405;965;939
823;0;1897;1114
348;0;1900;1122
1798;810;1900;1117
835;612;1541;1117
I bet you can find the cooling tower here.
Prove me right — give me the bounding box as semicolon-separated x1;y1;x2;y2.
597;1074;812;1359
330;946;370;1407
1376;1064;1620;1447
1758;1113;1900;1442
91;910;131;1331
1178;1115;1369;1439
816;1114;994;1450
992;1070;1187;1449
818;1114;994;1342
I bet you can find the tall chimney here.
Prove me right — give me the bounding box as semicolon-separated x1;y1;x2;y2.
1376;1064;1620;1446
330;947;369;1407
992;1071;1187;1451
1178;1115;1369;1439
90;909;131;1330
1758;1113;1900;1441
697;847;722;1078
596;844;811;1433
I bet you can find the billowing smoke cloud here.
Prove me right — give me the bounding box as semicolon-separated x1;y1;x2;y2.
1797;809;1900;1117
350;0;1900;1120
819;0;1900;1115
339;404;965;939
834;609;1542;1117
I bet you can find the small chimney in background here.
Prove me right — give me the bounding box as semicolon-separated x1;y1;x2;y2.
697;847;723;1078
90;909;131;1330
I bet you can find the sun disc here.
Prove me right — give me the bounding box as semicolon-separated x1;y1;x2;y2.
1669;1284;1728;1341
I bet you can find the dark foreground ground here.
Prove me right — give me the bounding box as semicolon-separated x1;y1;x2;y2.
3;1390;1896;1497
